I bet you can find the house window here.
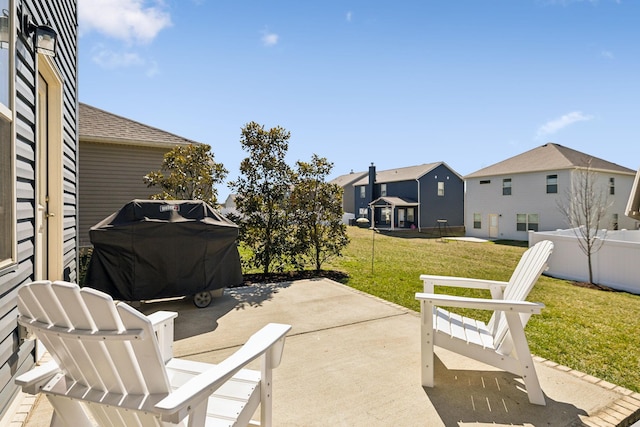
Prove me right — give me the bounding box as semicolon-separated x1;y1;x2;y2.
609;177;615;195
359;186;365;199
0;0;14;270
502;178;512;196
612;213;618;230
517;213;539;232
473;213;481;229
480;180;491;184
546;174;558;194
407;208;414;223
380;183;387;197
437;181;444;196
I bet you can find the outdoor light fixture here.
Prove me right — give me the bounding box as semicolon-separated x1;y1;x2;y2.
22;12;57;57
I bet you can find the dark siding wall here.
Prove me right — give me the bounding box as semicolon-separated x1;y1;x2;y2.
385;180;418;200
419;164;464;228
0;0;77;417
354;185;368;217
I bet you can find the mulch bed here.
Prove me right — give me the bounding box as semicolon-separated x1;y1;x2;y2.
234;270;349;287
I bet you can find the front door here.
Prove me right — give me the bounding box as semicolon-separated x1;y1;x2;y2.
488;214;499;239
398;209;405;228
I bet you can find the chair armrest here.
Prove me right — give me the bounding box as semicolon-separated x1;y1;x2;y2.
15;360;60;395
155;323;292;424
147;310;178;363
420;274;508;293
415;292;544;314
147;310;178;326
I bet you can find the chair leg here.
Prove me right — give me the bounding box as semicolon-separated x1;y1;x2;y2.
186;399;207;427
47;395;93;426
420;300;435;387
261;353;273;427
505;313;545;405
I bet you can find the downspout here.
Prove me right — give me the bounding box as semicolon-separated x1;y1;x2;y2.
416;178;421;231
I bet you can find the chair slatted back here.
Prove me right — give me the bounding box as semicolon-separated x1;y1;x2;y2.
488;240;553;351
17;281;171;398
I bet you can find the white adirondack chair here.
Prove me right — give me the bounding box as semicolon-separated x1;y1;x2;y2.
415;240;553;405
15;280;291;426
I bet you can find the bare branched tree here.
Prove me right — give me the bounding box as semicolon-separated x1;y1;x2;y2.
557;158;613;284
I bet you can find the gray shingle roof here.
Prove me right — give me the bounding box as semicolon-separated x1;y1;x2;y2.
465;143;634;178
329;171;368;187
79;103;200;147
352;162;453;186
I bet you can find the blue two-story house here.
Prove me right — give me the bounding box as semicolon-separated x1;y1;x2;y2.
0;0;78;418
352;163;464;231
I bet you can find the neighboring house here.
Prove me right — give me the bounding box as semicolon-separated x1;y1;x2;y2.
352;163;464;230
220;193;237;217
78;103;199;246
465;143;638;241
329;170;368;215
0;0;78;418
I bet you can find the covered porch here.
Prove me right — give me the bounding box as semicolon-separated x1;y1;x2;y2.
369;196;419;230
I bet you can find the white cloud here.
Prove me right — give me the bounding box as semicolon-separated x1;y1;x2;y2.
90;44;159;76
78;0;172;45
261;30;279;47
346;11;353;22
536;111;594;138
145;60;159;77
601;50;614;59
91;46;144;68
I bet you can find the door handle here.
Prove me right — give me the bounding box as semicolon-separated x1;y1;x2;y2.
46;212;55;218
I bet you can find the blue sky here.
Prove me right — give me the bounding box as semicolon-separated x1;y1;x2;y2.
78;0;640;200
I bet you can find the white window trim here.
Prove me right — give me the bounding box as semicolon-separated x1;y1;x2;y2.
0;0;16;273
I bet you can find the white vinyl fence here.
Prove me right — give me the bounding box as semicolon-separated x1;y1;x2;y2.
529;229;640;294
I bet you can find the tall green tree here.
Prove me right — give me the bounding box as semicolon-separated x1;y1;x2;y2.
229;122;294;275
290;155;349;271
144;144;227;206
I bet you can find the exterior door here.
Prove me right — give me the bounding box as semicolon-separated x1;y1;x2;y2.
398;209;405;227
35;73;48;280
34;57;64;282
488;214;499;239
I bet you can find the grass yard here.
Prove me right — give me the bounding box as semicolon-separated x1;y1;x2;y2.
324;226;640;393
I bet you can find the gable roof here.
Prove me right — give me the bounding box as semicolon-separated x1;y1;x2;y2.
370;196;419;207
465;143;634;178
329;171;368;187
79;103;200;148
352;162;460;186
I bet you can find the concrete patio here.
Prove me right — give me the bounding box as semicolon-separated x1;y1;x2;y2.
7;278;640;426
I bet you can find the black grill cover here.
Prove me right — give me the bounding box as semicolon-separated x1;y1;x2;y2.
86;199;243;301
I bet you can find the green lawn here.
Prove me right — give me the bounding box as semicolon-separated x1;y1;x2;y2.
324;226;640;393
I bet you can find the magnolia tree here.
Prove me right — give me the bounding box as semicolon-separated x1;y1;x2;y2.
229;123;348;276
144;144;228;206
229;122;294;276
290;154;348;272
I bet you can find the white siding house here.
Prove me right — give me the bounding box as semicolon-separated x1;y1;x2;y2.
465;143;638;241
